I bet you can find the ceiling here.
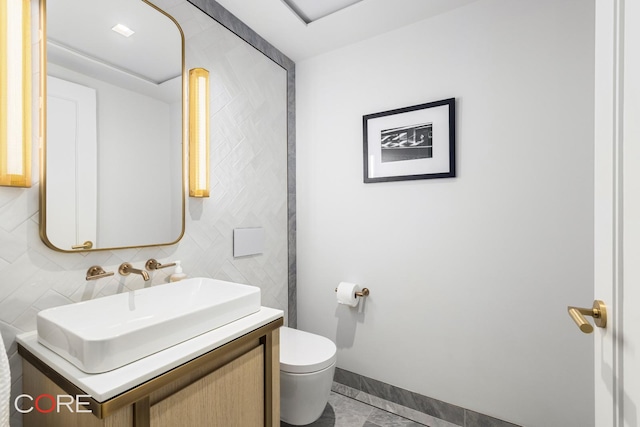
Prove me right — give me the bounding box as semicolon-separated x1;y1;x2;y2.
212;0;480;62
280;0;365;23
48;0;181;86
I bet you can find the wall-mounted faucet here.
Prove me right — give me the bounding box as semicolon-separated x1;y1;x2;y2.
118;262;150;281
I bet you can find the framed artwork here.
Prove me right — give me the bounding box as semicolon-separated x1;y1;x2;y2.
363;98;455;183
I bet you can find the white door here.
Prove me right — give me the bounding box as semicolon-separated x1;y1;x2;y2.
46;76;98;250
594;0;640;425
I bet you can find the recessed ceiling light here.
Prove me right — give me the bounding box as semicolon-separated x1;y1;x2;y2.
281;0;364;24
111;24;135;38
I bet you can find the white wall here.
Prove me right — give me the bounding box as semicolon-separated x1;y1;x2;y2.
296;0;595;426
95;77;174;248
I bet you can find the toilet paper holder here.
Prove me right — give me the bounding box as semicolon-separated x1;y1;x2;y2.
334;287;370;298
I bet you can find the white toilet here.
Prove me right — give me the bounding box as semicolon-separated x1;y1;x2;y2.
280;326;337;425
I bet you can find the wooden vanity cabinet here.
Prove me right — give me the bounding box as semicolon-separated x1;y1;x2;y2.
19;319;282;427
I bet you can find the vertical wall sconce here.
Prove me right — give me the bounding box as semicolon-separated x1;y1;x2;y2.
188;68;210;198
0;0;32;188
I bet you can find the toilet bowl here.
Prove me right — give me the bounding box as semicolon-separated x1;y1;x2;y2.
280;326;337;425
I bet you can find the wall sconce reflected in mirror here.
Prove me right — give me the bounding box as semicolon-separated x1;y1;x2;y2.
188;68;210;198
0;0;32;188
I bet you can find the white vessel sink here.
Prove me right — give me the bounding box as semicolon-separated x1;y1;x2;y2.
36;277;261;373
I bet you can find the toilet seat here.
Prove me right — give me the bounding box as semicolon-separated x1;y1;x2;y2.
280;327;337;374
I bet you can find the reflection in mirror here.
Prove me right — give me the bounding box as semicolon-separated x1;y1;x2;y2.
41;0;185;251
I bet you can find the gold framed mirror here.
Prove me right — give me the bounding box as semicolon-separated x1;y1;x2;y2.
39;0;186;252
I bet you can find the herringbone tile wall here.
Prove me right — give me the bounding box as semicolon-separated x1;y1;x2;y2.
0;1;288;425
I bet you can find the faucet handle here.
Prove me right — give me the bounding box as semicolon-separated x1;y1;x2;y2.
145;259;176;271
86;266;114;281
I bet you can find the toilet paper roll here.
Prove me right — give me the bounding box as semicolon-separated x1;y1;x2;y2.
337;282;359;307
0;330;10;427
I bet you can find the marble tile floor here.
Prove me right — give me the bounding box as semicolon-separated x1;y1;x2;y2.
281;391;428;427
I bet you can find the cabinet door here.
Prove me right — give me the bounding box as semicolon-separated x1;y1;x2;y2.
150;346;264;427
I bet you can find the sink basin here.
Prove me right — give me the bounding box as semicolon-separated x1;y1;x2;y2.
36;277;261;373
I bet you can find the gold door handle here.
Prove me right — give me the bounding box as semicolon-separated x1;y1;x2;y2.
567;300;607;334
71;240;93;250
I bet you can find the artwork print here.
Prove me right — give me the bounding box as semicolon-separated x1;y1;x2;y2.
363;98;455;183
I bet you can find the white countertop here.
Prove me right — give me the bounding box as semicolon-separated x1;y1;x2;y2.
17;306;283;402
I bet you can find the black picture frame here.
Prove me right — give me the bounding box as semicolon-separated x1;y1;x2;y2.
363;98;456;183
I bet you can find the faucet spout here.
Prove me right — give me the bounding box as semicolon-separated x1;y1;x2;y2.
118;262;150;281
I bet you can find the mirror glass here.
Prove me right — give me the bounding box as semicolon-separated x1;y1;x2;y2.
41;0;184;251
